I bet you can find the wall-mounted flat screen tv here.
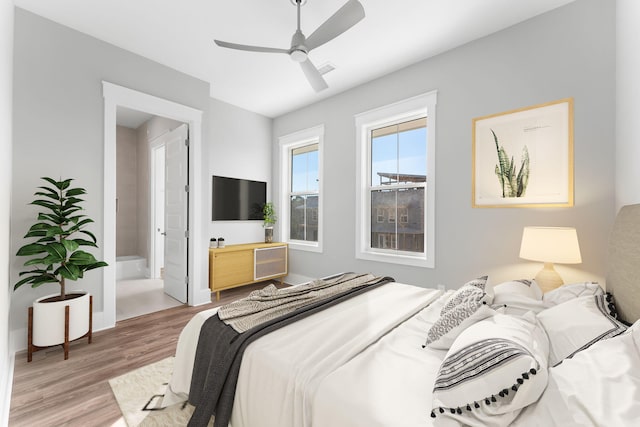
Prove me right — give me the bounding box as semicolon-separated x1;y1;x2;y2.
212;175;266;221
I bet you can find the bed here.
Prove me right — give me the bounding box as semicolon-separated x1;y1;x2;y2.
163;204;640;427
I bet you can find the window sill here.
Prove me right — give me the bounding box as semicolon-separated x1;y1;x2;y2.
356;249;434;268
288;241;323;253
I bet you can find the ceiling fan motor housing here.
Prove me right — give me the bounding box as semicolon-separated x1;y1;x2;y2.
290;29;308;62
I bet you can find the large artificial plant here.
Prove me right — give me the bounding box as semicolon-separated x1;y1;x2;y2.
491;129;530;198
14;177;107;301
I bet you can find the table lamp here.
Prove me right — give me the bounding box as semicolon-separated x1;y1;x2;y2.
519;226;582;293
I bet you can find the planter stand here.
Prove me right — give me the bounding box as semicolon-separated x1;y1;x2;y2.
27;295;93;362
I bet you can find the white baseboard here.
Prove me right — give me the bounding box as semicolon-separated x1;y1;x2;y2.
0;351;14;427
193;288;212;306
283;273;315;286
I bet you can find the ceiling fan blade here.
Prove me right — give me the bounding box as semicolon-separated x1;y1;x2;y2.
214;40;289;55
305;0;365;51
300;58;328;92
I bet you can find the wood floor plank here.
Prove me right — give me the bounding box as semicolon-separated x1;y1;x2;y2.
9;282;279;427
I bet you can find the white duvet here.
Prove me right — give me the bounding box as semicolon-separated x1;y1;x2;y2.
512;320;640;427
164;282;444;427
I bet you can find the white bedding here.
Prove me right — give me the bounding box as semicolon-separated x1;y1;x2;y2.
166;277;640;427
312;289;450;427
164;282;444;427
512;320;640;426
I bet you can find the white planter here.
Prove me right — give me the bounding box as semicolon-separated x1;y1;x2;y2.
32;291;91;347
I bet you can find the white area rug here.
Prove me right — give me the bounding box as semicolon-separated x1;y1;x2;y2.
109;357;210;426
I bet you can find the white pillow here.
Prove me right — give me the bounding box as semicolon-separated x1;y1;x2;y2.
425;300;495;350
440;276;490;314
425;277;494;350
494;279;543;300
493;294;547;317
537;294;627;366
431;313;549;426
542;281;604;307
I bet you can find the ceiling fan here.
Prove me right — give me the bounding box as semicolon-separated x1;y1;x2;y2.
214;0;365;92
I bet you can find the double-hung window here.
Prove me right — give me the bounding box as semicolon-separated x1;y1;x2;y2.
355;92;436;267
279;125;323;252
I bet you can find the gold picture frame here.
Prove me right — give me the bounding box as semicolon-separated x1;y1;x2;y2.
472;98;574;208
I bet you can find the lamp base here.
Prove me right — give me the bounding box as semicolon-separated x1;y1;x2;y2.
535;262;564;293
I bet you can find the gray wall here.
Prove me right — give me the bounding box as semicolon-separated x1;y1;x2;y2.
1;0;14;424
273;0;616;289
116;125;139;257
10;8;210;332
616;0;640;209
207;97;273;246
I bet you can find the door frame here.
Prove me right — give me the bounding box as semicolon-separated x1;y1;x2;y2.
102;81;209;330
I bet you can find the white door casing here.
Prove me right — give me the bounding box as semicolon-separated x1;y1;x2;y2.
163;124;188;303
102;81;208;331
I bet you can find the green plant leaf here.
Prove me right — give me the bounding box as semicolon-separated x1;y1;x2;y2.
16;243;48;256
79;230;97;243
36;185;59;197
30;275;59;287
68;214;87;224
68;250;97;265
65;188;86;197
34;191;60;201
45;226;64;237
31;199;60;212
24;229;47;238
44;242;66;261
41;177;61;188
14;275;37;290
84;261;108;271
60;179;72;190
23;257;51;267
37;212;62;224
69;218;93;230
62;239;80;253
56;264;80;281
35;236;56;244
71;238;98;247
61;206;82;216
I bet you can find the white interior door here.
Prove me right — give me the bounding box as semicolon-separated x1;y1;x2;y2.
163;124;189;303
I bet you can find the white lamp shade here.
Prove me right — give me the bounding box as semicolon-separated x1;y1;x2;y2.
519;226;582;264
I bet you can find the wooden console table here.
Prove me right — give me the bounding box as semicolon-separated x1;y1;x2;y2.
209;242;288;300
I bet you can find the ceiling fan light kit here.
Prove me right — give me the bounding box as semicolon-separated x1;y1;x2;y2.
214;0;365;92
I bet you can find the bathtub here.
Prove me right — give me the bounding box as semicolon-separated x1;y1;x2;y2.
116;255;147;280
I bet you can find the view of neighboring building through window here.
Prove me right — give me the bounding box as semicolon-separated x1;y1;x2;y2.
279;124;323;253
355;90;436;267
290;143;319;242
370;118;426;253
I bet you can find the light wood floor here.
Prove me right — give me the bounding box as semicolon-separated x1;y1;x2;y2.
9;283;275;427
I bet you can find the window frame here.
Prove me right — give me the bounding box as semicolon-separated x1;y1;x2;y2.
279;125;324;253
355;91;437;268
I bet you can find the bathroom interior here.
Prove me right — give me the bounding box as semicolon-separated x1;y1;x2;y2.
115;107;186;321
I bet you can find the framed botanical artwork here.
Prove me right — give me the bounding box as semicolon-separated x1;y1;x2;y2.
472;98;574;208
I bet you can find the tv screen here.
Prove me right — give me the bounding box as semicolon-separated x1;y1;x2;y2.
212;175;266;221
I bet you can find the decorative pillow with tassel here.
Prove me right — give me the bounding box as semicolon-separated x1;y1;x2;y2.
430;312;549;426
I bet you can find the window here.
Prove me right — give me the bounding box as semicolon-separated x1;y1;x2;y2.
279;125;323;253
355;91;437;267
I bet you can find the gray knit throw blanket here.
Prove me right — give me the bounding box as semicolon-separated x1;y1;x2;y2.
217;272;380;333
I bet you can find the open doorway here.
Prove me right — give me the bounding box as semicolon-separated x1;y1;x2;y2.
114;108;187;321
102;81;207;331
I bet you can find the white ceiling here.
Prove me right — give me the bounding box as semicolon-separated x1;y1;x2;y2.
15;0;576;118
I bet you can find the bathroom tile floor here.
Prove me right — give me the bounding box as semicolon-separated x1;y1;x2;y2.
116;278;183;322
